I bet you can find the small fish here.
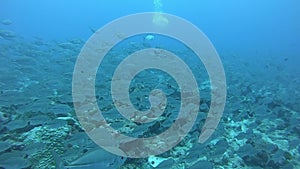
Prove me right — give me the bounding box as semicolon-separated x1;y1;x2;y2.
144;34;155;41
89;27;97;33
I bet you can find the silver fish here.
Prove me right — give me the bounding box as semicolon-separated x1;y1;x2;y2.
53;148;126;169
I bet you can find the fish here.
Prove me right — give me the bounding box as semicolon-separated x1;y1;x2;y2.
89;27;97;33
0;29;16;40
1;19;12;25
144;34;155;41
52;148;126;169
0;151;31;169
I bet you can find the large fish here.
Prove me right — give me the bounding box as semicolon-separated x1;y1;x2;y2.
52;148;126;169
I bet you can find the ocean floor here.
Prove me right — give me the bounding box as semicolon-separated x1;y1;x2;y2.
0;30;299;169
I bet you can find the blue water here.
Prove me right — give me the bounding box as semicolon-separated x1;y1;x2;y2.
0;0;299;168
